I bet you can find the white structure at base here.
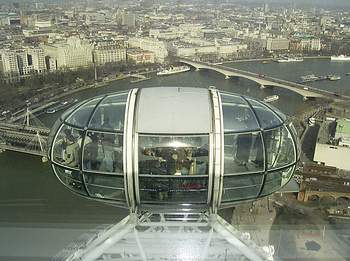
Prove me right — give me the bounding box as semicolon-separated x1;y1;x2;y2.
54;213;274;261
313;118;350;171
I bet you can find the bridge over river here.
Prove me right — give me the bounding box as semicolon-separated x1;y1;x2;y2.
179;59;348;100
0;121;49;158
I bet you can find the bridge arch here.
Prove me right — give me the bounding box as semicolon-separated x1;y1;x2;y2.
336;196;350;206
308;194;320;202
320;195;336;206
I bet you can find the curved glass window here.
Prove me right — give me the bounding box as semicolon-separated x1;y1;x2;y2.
264;126;296;169
222;174;263;202
224;132;264;174
221;93;259;132
88;93;127;131
82;131;123;174
49;91;129;206
60;100;88;121
138;134;209;205
65;97;103;127
261;166;295;196
53;165;87;196
246;98;282;129
48;88;299;210
288;121;301;159
263;102;287;122
139;176;208;204
83;173;125;201
138;135;209;176
52;124;83;169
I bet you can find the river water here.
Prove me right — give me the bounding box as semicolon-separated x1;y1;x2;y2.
2;58;350;224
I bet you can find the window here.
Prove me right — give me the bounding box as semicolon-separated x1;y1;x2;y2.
264;126;296;169
82;131;123;174
52;124;83;170
224;132;264;174
138;135;209;176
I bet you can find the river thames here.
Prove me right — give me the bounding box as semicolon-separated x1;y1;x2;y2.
1;58;350;259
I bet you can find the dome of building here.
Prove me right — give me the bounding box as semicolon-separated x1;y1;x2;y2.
48;87;299;212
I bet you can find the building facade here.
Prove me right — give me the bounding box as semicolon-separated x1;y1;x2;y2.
314;118;350;171
128;37;168;63
93;41;127;65
266;38;290;51
127;49;155;64
0;47;46;79
43;36;93;70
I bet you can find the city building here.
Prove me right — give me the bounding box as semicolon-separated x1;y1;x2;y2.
168;41;247;59
265;38;290;51
301;38;321;51
43;36;93;70
128;37;167;63
122;11;136;28
313;118;350;171
127;49;155;64
0;50;19;78
0;47;46;78
93;41;127;65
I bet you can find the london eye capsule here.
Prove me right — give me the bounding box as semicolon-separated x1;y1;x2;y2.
48;87;300;212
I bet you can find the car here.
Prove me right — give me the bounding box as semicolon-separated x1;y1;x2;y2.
258;74;265;78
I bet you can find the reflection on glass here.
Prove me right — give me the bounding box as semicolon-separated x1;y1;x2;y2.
288;122;301;159
84;173;126;201
221;94;259;132
246;98;282;129
224;132;264;174
60;100;86;121
83;131;123;173
138;135;209;175
88;94;127;131
65;98;102;127
264;126;295;169
139;177;208;203
53;165;87;195
52;125;83;169
263;102;287;121
222;174;263;202
261;167;294;196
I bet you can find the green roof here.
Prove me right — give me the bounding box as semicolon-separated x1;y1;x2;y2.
336;118;350;135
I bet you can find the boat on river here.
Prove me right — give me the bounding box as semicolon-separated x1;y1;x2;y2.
331;55;350;61
157;66;191;76
263;95;279;103
277;57;303;63
328;75;341;81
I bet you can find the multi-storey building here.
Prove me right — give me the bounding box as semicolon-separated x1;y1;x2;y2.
265;38;290;51
128;37;168;63
93;41;127;65
43;37;93;70
0;50;19;78
122;12;135;28
127;49;155;64
0;47;46;78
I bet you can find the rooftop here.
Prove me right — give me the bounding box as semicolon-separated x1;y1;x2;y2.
336;118;350;136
